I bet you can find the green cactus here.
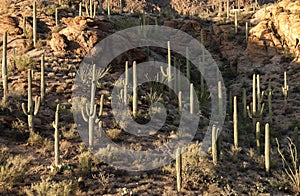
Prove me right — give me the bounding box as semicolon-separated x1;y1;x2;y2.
79;2;82;16
247;74;264;132
234;10;238;34
245;22;249;43
22;69;41;132
176;148;182;192
81;64;104;149
218;81;223;118
53;104;60;166
256;121;260;155
33;0;37;47
233;96;238;149
212;125;218;165
2;31;8;103
226;0;229;19
190;83;194;114
120;0;123;14
160;41;172;88
107;0;110;18
282;71;289;106
265;123;270;173
40;54;45;103
55;8;58;26
132;61;137;117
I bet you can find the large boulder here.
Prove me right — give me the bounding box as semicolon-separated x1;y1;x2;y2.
50;16;114;56
245;0;300;66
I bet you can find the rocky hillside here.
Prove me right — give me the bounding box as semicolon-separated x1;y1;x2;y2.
0;0;299;195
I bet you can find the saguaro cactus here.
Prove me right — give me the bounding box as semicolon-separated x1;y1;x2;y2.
53;104;60;166
265;123;270;173
176;148;182;192
233;96;238;148
2;31;8;102
22;69;41;132
40;54;45;103
161;41;172;88
212;125;218;165
190;83;194;114
247;74;264;132
81;64;104;149
132;61;137;117
256;121;260;154
33;0;37;47
120;0;123;14
282;71;289;106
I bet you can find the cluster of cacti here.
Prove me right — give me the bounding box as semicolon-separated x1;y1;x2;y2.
247;74;264;131
2;32;8;103
22;69;41;132
81;64;104;149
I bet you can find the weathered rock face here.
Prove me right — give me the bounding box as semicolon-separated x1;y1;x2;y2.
246;0;300;65
50;16;114;56
0;16;22;37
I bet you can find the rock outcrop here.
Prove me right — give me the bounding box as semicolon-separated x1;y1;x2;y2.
245;0;300;67
50;16;114;56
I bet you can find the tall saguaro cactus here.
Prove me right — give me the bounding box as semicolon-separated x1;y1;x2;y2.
132;61;137;117
40;54;45;103
81;64;104;149
22;69;41;132
161;41;172;88
176;148;182;192
212;125;218;165
233;96;238;148
2;31;8;102
33;1;37;47
282;71;289;106
265;123;270;173
53;104;60;166
247;74;264;132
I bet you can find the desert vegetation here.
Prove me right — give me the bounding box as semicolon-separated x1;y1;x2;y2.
0;0;300;195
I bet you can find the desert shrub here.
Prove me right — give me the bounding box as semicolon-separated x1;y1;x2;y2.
77;151;92;177
276;137;300;194
25;176;74;196
0;154;28;188
27;131;44;147
10;55;34;72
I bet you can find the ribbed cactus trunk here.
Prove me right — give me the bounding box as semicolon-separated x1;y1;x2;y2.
2;31;8;102
190;83;194;114
176;148;182;192
33;1;37;47
212;125;218;165
233;96;238;148
256;121;260;155
22;69;41;132
53;104;60;166
132;61;137;117
265;123;270;173
40;54;45;103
